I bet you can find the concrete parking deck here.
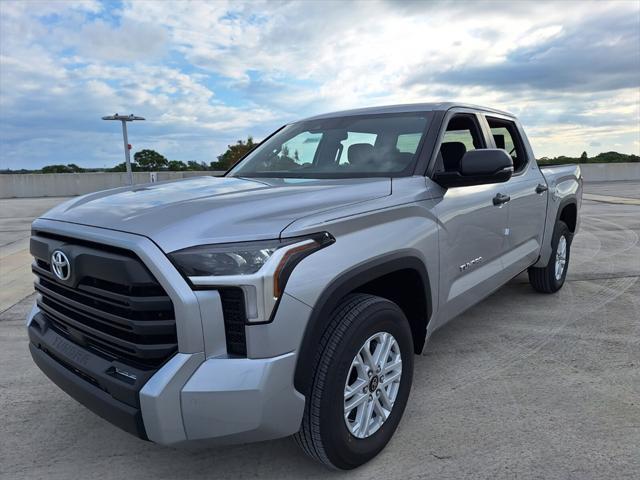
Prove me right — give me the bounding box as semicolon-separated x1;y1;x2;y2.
0;197;71;313
1;183;638;479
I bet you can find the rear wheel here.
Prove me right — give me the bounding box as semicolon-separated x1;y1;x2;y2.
294;293;414;469
528;220;571;293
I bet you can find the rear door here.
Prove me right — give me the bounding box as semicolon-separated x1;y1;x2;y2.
429;111;511;328
481;114;547;277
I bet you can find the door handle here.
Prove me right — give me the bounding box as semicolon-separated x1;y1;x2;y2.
493;193;511;206
535;184;548;194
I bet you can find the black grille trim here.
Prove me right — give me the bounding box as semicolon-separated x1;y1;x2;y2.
30;233;178;368
219;288;247;357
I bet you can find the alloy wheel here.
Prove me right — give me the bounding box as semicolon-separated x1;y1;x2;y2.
343;331;403;439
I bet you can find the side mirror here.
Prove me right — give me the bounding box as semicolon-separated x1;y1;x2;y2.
433;149;514;188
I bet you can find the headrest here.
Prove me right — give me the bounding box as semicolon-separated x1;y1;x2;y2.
348;143;375;165
493;134;506;150
440;141;467;171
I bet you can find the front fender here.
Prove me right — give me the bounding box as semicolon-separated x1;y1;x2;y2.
280;200;439;396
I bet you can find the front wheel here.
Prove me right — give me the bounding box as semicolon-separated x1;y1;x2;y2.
528;220;571;293
294;293;414;470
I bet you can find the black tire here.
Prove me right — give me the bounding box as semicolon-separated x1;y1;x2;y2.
294;293;414;470
528;220;571;293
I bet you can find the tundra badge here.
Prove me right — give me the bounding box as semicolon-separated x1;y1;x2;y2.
460;256;483;272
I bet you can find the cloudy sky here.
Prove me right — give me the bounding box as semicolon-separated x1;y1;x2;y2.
1;0;638;170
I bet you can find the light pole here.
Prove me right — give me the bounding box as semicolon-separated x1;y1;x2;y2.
102;114;145;185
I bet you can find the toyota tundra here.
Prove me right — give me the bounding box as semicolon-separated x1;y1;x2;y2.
27;103;582;469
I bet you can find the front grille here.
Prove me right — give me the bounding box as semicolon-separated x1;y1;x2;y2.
31;232;177;368
219;288;247;356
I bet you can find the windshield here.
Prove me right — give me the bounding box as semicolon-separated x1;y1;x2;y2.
228;112;432;178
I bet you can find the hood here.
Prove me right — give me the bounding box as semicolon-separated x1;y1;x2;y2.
41;176;391;252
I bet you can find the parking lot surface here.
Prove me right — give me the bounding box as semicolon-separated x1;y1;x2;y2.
1;182;638;479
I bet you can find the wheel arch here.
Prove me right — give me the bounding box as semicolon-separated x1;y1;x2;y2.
293;253;432;396
558;201;578;234
534;196;579;268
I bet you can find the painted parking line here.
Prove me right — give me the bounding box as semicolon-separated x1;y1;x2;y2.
583;193;640;205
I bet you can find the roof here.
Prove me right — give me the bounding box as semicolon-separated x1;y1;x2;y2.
300;102;515;121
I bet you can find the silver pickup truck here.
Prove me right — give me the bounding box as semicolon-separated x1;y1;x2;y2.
27;103;582;469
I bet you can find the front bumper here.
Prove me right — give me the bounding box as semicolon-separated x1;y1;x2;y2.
28;300;306;446
27;219;310;446
29;332;147;438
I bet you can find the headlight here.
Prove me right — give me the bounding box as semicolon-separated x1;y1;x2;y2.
169;232;334;322
170;239;289;277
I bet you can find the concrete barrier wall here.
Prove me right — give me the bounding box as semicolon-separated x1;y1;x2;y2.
1;163;638;198
0;171;224;198
577;162;640;182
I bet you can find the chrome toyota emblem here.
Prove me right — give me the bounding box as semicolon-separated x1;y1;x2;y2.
51;250;71;281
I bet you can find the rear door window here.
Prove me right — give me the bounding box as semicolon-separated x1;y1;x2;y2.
486;117;527;173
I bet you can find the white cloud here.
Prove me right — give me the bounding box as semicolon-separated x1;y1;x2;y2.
0;0;638;169
71;20;169;62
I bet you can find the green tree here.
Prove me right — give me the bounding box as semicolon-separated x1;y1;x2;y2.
211;137;256;170
67;163;85;172
167;160;188;171
537;151;639;165
594;151;640;163
187;160;208;171
111;161;140;172
41;163;85;173
42;164;71;173
133;149;168;171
